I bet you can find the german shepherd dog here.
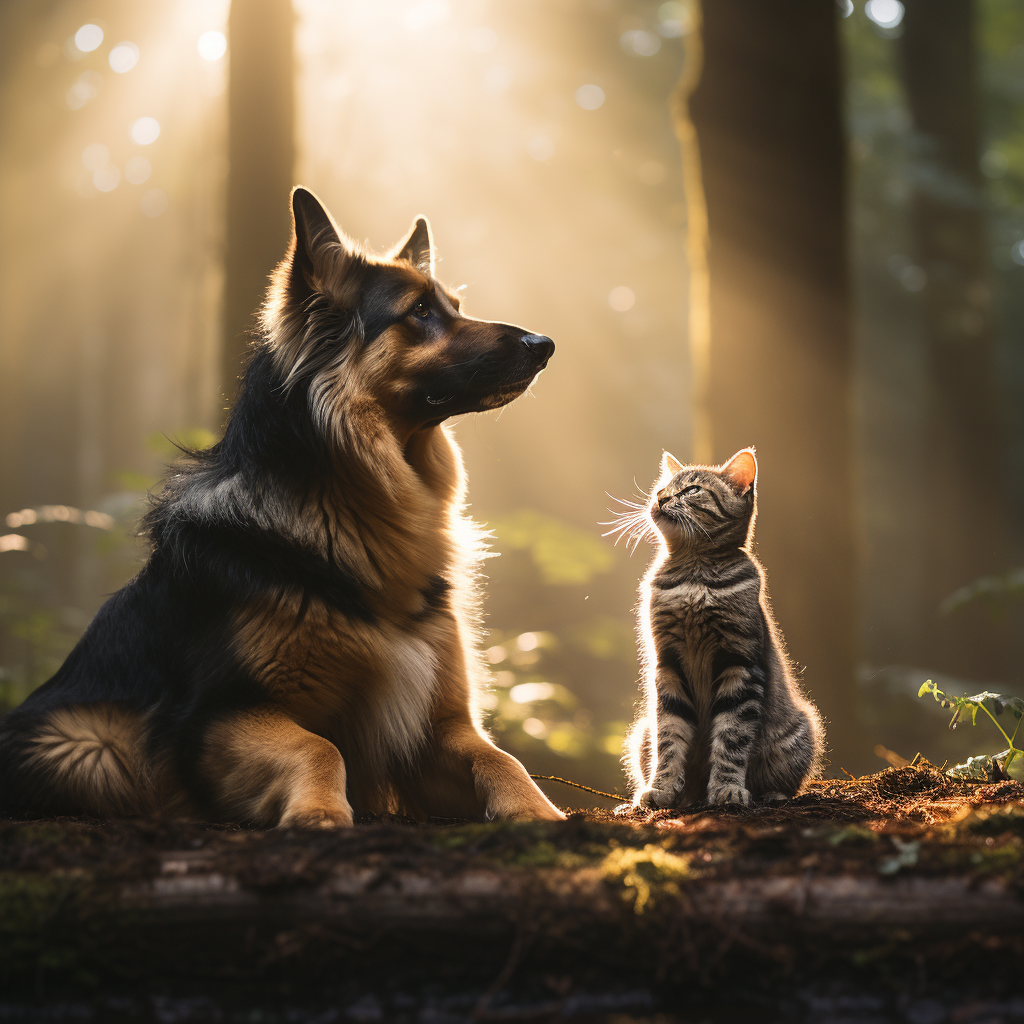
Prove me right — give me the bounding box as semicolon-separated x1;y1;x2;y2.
0;188;563;826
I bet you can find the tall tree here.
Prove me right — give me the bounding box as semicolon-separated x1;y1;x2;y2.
223;0;296;399
900;0;1012;681
687;3;863;768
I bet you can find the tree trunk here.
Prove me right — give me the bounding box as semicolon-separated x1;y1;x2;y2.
900;0;1011;681
222;0;296;402
688;5;862;768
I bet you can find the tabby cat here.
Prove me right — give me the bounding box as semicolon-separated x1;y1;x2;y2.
617;448;823;808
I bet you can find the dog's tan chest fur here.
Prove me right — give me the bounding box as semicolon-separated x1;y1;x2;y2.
233;584;447;765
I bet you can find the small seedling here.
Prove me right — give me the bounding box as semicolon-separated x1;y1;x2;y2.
918;681;1023;782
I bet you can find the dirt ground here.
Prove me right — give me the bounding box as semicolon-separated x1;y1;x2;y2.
1;763;1022;1022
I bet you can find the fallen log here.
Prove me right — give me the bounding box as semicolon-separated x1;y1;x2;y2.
2;768;1021;999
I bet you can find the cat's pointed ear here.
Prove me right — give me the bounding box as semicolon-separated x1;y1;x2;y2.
661;451;684;476
721;448;757;495
392;216;435;276
287;186;344;303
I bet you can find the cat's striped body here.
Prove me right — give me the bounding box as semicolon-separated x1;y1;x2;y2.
624;449;823;808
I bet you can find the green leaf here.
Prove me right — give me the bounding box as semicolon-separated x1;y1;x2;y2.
966;691;1024;719
488;509;615;585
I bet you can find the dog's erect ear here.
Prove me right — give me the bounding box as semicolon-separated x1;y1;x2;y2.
393;216;434;276
288;187;342;301
720;448;757;495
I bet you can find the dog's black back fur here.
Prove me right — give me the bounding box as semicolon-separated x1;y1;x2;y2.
0;345;375;817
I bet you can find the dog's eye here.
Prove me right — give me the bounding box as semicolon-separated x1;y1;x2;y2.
411;300;431;319
682;485;702;496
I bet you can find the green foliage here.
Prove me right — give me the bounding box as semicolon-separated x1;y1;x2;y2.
145;427;218;457
118;429;218;493
488;509;614;585
571;615;636;661
918;680;1024;780
0;427;215;710
940;567;1024;618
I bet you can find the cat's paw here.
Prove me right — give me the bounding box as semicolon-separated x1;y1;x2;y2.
707;784;751;807
638;786;681;810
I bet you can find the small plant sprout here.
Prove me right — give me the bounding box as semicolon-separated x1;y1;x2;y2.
918;680;1023;781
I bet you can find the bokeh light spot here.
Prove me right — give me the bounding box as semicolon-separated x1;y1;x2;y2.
93;165;121;192
130;117;161;145
516;631;540;651
608;286;636;312
982;150;1009;178
621;30;661;57
657;2;692;37
198;31;227;61
66;71;101;110
467;26;497;53
511;682;555;704
1010;241;1024;267
865;0;905;28
141;189;168;217
527;135;555;161
575;84;605;110
837;0;854;16
900;265;927;292
521;718;548;738
81;143;109;171
108;41;139;73
124;156;152;184
74;24;104;53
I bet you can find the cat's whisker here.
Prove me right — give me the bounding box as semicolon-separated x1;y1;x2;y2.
600;504;654;552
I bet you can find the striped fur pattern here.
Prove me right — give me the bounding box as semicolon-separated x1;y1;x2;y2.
619;449;823;808
0;188;563;826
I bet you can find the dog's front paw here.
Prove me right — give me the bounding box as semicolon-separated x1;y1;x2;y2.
485;794;565;822
760;790;791;805
279;802;354;829
707;784;751;807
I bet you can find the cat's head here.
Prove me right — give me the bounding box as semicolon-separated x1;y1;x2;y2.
649;448;758;552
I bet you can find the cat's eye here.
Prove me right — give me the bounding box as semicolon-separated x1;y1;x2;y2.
682;485;702;496
411;300;431;319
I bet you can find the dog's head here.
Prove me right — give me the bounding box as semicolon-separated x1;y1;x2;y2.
261;188;554;438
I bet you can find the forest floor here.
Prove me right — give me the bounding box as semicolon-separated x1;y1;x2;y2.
1;763;1023;1023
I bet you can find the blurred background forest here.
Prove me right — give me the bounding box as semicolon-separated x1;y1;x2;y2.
1;0;1022;799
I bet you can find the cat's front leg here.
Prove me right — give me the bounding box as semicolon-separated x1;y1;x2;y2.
706;661;765;807
639;671;695;809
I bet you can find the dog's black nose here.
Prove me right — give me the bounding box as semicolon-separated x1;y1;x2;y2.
521;334;555;362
